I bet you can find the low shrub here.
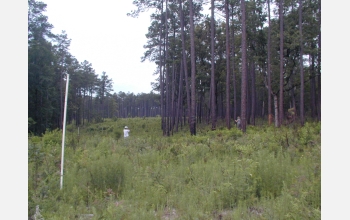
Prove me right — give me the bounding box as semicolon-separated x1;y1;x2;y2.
28;118;321;219
87;156;126;196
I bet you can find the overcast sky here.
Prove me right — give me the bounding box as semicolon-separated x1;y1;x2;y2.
42;0;157;95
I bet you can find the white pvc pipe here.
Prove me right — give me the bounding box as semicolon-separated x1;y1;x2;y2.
60;74;70;189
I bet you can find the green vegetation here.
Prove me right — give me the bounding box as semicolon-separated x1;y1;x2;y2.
28;118;321;219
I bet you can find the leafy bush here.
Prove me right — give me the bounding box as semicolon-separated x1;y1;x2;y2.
298;122;321;147
41;128;62;145
113;128;122;141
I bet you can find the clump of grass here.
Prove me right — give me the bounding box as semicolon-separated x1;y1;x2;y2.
87;156;125;196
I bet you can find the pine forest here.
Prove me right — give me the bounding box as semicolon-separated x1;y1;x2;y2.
28;0;321;219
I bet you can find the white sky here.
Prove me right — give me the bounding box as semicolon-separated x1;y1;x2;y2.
42;0;157;95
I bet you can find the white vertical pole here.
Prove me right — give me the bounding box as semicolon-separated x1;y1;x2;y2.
60;74;70;189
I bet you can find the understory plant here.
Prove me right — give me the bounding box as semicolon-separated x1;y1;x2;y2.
28;118;321;219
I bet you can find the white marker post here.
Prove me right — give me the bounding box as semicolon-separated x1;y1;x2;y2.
60;74;70;189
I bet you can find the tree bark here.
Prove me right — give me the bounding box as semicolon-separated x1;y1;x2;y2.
171;58;176;135
179;0;191;125
159;0;165;133
240;0;247;132
279;0;284;127
231;10;237;121
210;0;217;130
189;0;196;135
274;94;279;127
176;60;184;132
310;49;316;119
299;0;305;126
317;0;321;121
225;0;231;129
165;0;170;136
267;0;273;125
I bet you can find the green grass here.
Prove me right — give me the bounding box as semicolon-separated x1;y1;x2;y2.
28;117;321;219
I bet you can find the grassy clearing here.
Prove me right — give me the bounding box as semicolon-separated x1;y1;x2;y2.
28;117;321;219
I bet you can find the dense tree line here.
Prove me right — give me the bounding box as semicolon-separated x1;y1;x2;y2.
130;0;321;134
28;0;160;136
29;0;321;136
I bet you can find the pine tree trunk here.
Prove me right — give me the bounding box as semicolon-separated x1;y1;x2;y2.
289;69;296;114
317;3;321;121
299;0;305;125
317;0;321;121
171;59;176;134
165;0;170;136
208;85;211;125
247;66;251;125
267;0;273;125
158;0;165;132
240;0;247;132
179;0;191;125
229;3;237;121
176;60;184;132
189;0;196;135
274;94;279;127
310;50;316;119
210;0;217;130
225;0;231;129
279;0;284;127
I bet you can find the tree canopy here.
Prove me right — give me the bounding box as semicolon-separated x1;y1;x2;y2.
29;0;321;136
